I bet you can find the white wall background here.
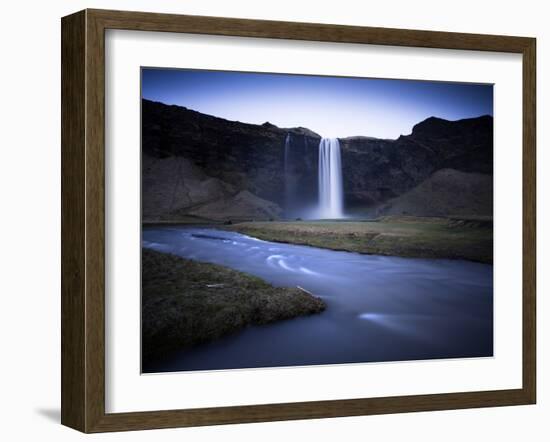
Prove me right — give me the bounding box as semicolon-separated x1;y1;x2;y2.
0;0;546;440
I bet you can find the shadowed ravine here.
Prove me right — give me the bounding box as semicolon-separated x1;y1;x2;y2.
142;226;493;373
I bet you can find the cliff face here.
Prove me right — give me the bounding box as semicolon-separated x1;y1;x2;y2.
142;99;320;212
142;99;492;221
340;115;493;209
376;169;493;217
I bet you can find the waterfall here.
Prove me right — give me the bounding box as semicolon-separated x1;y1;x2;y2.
318;138;344;218
284;133;291;177
284;133;292;215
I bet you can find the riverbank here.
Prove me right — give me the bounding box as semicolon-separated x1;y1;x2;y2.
142;226;493;371
142;214;224;225
228;216;493;263
142;248;326;362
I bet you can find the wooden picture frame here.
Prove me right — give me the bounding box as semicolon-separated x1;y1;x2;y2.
61;8;536;433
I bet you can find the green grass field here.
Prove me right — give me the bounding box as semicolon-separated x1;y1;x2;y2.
229;216;493;263
142;248;326;361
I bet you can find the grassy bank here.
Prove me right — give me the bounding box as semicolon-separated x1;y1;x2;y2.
142;214;222;225
229;216;493;263
142;248;326;361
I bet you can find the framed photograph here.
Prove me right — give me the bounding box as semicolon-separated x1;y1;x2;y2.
61;9;536;433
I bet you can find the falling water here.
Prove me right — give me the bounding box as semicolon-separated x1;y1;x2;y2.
284;133;291;177
318;138;344;218
284;133;292;214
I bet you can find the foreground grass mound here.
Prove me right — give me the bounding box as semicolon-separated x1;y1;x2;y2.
142;248;326;361
229;216;493;263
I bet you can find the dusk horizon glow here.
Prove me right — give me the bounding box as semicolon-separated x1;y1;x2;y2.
142;68;493;139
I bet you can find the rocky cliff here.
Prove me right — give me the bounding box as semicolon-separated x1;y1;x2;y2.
339;115;493;209
142;99;492;221
376;169;493;217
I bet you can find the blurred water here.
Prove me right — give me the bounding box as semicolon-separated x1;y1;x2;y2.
142;226;493;373
318;138;344;218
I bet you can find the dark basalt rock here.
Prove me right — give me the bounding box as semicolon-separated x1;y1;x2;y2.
339;115;493;209
376;168;493;217
142;99;321;211
142;99;493;219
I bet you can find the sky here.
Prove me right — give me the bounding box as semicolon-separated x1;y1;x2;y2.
142;68;493;139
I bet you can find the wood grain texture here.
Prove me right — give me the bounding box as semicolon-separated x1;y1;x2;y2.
89;8;532;52
61;10;86;432
84;10;107;433
522;38;537;403
60;8;537;433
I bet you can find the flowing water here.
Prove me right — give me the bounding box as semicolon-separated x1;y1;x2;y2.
142;226;493;373
318;138;344;219
284;133;292;213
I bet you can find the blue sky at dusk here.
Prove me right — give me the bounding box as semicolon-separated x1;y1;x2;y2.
142;68;493;139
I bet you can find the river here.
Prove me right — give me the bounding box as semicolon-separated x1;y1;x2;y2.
142;226;493;373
